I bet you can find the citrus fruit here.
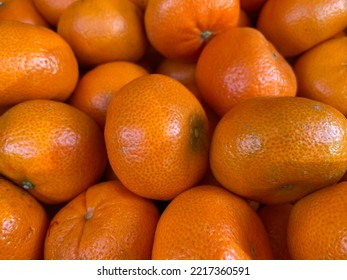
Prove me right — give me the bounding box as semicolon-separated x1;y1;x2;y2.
0;177;49;260
44;180;159;260
32;0;76;26
196;27;297;117
256;0;347;57
287;181;347;259
152;185;273;260
0;0;50;27
145;0;240;61
258;203;293;260
155;58;196;87
68;61;148;128
210;96;347;205
0;99;107;204
0;20;78;110
57;0;147;67
294;37;347;116
104;74;210;200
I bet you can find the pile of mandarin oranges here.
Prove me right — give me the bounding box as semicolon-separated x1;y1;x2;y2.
0;0;347;260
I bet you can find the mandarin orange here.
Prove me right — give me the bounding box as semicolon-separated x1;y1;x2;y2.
294;37;347;116
196;27;297;117
68;61;148;128
287;181;347;259
0;178;49;260
104;74;210;200
0;20;78;110
152;185;273;260
210;96;347;205
0;0;50;27
145;0;240;61
57;0;147;67
257;0;347;57
0;99;107;204
44;180;159;259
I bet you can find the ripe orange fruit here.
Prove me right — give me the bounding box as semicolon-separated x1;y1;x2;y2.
294;37;347;116
210;96;347;205
258;204;293;260
145;0;240;61
68;61;148;128
0;20;78;110
32;0;76;26
155;58;196;87
287;181;347;259
196;27;297;117
57;0;147;67
257;0;347;57
152;185;273;260
0;0;50;27
44;180;160;260
0;178;48;260
104;74;210;201
0;99;107;204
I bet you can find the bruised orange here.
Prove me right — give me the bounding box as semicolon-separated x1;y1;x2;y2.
152;185;273;260
210;96;347;205
44;180;159;259
104;74;210;200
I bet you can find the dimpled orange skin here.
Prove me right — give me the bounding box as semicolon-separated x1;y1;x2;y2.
0;178;49;260
0;20;78;110
145;0;240;61
0;99;107;204
0;0;50;27
68;61;148;129
195;27;297;117
152;185;273;260
57;0;147;67
287;181;347;259
256;0;347;58
44;180;160;260
104;74;210;201
294;37;347;116
210;96;347;205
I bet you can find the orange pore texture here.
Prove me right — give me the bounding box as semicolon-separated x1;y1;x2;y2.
210;96;347;205
152;185;273;260
104;74;210;200
44;180;160;260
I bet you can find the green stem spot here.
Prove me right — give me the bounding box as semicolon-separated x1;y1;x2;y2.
189;114;207;152
84;208;94;221
201;30;213;41
22;180;34;190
